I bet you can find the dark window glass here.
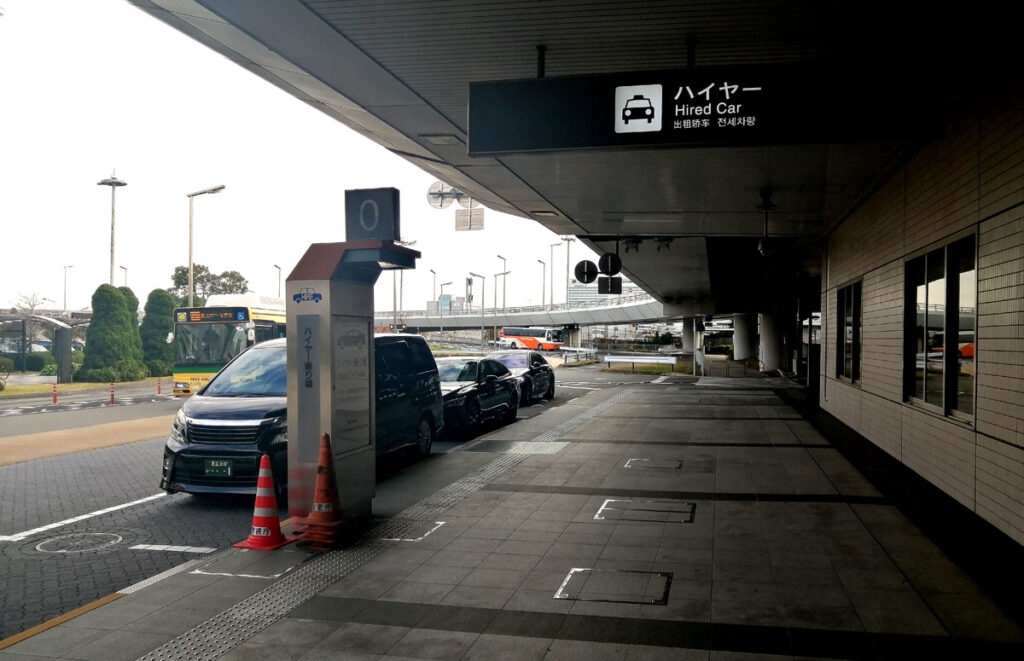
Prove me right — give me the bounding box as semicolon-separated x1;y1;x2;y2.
407;337;436;372
836;282;861;381
378;341;412;377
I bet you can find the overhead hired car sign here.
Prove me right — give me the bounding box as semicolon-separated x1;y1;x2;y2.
468;63;938;154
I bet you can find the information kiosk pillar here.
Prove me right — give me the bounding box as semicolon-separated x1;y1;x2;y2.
284;240;419;522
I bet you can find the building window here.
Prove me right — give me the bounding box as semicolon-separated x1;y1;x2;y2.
836;282;861;381
904;236;975;417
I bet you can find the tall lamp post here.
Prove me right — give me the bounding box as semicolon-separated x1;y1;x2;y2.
439;281;453;336
562;236;576;307
549;242;561;309
97;174;127;285
273;264;282;297
496;254;507;311
537;260;546;307
187;185;226;306
430;269;436;309
469;272;484;344
119;265;128;287
493;270;509;343
63;264;74;313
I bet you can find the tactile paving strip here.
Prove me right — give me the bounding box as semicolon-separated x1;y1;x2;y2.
137;389;635;660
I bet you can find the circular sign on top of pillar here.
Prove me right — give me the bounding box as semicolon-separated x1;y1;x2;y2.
598;253;622;275
575;260;599;284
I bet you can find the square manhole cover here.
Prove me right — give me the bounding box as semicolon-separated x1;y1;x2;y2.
554;568;672;605
594;499;697;523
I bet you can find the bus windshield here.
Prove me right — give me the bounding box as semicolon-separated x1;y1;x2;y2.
176;323;248;366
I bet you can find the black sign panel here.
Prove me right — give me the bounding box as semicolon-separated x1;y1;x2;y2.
469;64;935;154
598;276;622;295
345;188;401;241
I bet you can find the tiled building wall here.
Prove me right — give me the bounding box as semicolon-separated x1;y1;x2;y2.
821;84;1024;545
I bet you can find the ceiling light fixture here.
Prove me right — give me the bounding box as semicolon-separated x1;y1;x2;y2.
532;210;559;217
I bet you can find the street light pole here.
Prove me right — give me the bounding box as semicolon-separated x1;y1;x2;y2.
549;242;560;309
439;281;453;336
493;270;509;344
469;272;484;345
97;174;127;286
430;269;436;308
119;265;128;287
537;260;546;307
496;254;506;311
187;185;226;307
63;264;73;313
562;236;575;307
273;264;282;297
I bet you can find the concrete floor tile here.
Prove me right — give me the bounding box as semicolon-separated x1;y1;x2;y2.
461;567;530;589
625;643;710;660
440;585;514;610
319;622;409;655
462;633;552;660
251;618;341;647
387;628;479;660
379;580;454;605
479;552;542;571
64;630;174;661
1;626;109;657
218;642;311;661
505;589;574;614
544;638;630;660
783;605;864;632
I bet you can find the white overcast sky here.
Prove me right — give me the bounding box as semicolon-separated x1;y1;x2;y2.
0;0;596;313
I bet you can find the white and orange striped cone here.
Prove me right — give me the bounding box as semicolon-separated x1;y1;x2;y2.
234;454;294;550
298;433;344;551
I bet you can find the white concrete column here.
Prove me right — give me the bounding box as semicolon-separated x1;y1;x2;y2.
759;312;783;372
733;313;758;361
680;319;695;353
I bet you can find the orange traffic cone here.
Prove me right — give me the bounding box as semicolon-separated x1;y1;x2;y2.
299;433;344;550
234;454;294;550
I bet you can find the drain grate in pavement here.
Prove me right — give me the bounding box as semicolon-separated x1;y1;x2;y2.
554;568;673;605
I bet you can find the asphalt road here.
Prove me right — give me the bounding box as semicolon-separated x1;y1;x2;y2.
0;364;680;640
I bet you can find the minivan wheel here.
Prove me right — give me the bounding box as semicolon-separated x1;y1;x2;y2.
416;416;433;458
543;378;555;400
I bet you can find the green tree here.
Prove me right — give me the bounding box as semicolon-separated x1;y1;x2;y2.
119;285;145;365
78;284;148;382
140;289;176;376
168;264;249;306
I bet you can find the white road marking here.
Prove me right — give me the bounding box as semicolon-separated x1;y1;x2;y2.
652;376;669;384
381;521;446;542
0;493;167;542
130;544;217;554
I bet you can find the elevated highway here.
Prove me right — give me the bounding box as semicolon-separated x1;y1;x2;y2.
374;292;680;331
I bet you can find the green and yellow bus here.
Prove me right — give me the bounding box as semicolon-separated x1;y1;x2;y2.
172;294;286;396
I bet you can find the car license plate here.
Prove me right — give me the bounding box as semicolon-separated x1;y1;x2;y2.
204;459;232;477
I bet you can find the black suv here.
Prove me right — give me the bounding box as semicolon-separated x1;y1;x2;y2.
160;334;443;495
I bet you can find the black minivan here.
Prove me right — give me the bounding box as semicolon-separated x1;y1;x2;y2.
160;334;443;495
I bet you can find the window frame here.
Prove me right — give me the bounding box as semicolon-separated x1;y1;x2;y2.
903;234;976;421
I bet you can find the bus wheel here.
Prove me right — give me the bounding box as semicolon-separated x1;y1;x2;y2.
509;342;517;349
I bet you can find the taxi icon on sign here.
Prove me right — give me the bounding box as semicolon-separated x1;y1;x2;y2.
622;95;655;124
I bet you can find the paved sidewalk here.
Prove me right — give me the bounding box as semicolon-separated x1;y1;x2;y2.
2;380;1022;659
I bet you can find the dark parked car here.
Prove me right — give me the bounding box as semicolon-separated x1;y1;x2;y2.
437;357;519;432
160;334;443;495
487;350;555;404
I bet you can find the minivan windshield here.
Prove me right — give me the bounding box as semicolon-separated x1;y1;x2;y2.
203;345;286;397
493;353;528;368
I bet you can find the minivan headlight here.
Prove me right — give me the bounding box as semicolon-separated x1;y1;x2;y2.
168;408;187;448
